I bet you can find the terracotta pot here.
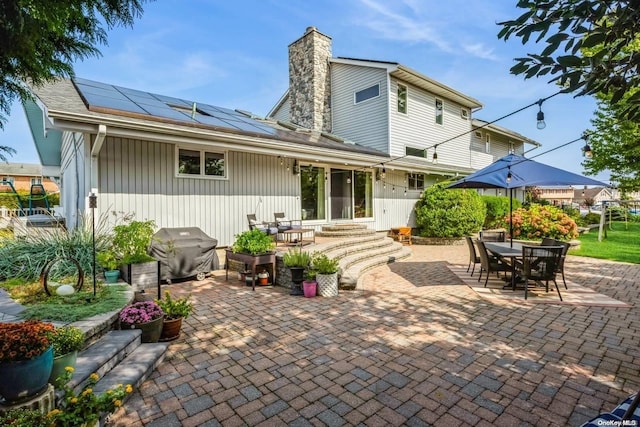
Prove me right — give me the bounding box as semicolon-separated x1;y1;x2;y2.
160;317;183;341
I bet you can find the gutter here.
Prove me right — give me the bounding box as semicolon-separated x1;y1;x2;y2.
91;124;107;157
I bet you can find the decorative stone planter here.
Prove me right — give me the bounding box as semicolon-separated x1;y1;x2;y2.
121;261;160;292
317;272;338;297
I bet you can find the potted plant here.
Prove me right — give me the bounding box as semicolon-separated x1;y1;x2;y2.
97;250;120;284
119;300;164;343
0;320;55;403
112;218;158;290
311;252;339;297
155;290;193;341
303;268;317;298
0;409;50;427
49;366;133;427
47;325;85;386
226;229;276;291
257;269;270;285
283;248;311;296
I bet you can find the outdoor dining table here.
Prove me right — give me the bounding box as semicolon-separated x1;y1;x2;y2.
482;241;524;290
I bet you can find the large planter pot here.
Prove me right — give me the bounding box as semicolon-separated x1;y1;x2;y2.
317;272;338;297
121;261;160;292
160;317;183;342
49;350;78;386
121;316;164;343
303;280;317;298
104;269;120;284
0;346;53;403
289;267;305;296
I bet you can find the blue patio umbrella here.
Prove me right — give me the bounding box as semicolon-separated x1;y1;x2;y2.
448;153;608;244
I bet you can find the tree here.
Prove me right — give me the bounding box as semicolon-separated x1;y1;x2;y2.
0;0;148;131
582;89;640;191
497;0;640;121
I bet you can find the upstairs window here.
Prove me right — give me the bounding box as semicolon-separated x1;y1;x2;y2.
397;84;407;114
435;99;443;125
354;84;380;104
485;134;491;153
461;108;469;119
405;146;426;158
177;147;226;178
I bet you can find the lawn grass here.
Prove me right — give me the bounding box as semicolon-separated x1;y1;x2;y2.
571;221;640;264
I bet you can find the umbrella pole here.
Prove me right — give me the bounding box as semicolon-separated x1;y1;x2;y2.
510;188;513;247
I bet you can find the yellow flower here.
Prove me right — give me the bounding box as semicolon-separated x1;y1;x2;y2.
69;397;78;404
65;366;75;373
47;409;62;417
82;388;93;396
125;385;133;393
90;373;99;381
114;399;122;407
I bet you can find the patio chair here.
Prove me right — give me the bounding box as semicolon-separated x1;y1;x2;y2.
479;230;506;242
519;245;564;300
465;236;480;276
476;240;510;287
541;237;571;289
246;214;278;236
274;212;302;231
580;390;640;426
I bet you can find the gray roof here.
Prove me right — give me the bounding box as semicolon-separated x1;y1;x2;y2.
0;163;42;176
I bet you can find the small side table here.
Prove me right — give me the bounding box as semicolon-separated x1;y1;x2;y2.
389;227;412;245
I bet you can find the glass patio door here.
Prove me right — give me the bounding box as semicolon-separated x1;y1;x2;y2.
331;169;352;220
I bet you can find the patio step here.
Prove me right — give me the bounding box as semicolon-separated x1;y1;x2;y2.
60;329;168;400
312;227;413;290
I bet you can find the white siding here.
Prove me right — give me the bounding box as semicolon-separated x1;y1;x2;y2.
373;169;422;230
389;78;473;169
60;132;88;229
331;64;389;153
96;136;308;247
469;129;525;169
269;100;290;122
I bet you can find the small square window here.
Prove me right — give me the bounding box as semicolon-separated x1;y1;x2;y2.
31;177;42;185
1;176;14;185
461;108;469;119
408;173;425;190
474;131;482;139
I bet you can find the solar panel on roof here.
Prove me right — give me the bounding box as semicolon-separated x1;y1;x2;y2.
73;77;275;136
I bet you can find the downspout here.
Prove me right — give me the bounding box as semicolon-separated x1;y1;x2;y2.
90;124;106;193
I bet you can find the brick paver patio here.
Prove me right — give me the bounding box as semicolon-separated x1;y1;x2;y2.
111;244;640;426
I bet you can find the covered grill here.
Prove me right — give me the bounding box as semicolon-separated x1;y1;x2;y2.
149;227;219;283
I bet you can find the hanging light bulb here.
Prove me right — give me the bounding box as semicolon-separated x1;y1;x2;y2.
279;156;283;166
381;166;386;179
347;176;352;184
582;132;593;158
536;99;546;130
432;146;438;164
506;169;512;184
404;189;407;196
392;186;395;193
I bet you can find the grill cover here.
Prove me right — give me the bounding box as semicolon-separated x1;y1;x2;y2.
149;227;219;281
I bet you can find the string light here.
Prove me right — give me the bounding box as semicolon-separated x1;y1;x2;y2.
432;146;438;164
536;99;546;130
506;168;512;184
582;132;593;158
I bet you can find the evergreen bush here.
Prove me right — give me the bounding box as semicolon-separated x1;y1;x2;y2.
482;195;521;229
415;182;485;238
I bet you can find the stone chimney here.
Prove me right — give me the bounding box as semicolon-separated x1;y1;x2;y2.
288;26;332;132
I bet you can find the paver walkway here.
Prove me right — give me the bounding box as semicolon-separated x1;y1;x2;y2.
110;244;640;426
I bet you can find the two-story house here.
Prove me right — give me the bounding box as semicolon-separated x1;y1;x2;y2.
23;27;539;246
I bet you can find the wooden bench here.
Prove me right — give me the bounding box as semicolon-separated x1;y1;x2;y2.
389;227;412;245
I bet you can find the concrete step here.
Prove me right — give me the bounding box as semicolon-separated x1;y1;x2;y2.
65;330;142;393
312;233;387;254
324;236;396;261
92;342;169;394
316;223;376;237
340;245;413;290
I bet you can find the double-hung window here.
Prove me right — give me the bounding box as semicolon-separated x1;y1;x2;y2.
397;84;407;114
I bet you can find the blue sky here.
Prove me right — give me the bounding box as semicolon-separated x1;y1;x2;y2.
0;0;606;180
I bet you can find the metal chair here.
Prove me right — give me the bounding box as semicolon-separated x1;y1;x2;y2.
465;236;480;276
541;237;571;289
476;240;510;287
246;214;278;236
520;245;564;300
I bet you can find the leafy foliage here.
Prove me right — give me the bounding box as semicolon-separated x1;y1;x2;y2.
0;409;50;427
282;247;311;268
415;182;485;238
231;228;275;255
482;195;522;229
497;0;640;121
156;290;192;320
0;0;148;128
502;204;579;241
0;190;60;209
47;325;84;355
310;252;339;274
112;218;156;264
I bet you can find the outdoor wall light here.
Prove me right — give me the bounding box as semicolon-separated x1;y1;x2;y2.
536;99;546;130
292;159;300;175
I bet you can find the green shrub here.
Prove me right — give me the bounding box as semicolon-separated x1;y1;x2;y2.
502;204;578;241
578;212;602;226
415;182;485;238
482;195;521;229
231;228;275;255
0;408;49;427
112;219;156;264
310;252;339;274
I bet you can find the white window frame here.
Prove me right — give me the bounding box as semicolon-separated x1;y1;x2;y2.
1;176;14;185
354;83;380;104
407;173;425;190
435;99;443;125
461;108;469;120
175;146;228;179
405;146;426;158
31;177;42;185
474;131;482;139
485;134;491;154
397;83;408;114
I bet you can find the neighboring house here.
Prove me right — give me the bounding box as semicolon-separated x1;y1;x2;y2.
24;27;540;246
573;187;615;206
0;163;59;193
537;186;576;207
